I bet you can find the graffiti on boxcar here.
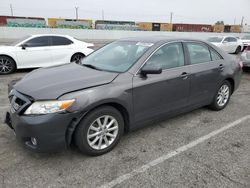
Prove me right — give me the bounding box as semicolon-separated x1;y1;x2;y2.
6;18;46;28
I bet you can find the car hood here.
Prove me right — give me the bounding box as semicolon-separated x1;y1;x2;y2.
210;42;222;46
0;45;15;52
241;39;250;43
14;63;119;100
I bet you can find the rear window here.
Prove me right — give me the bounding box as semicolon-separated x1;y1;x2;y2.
51;36;73;46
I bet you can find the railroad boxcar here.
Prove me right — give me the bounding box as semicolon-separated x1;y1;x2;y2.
213;24;225;33
230;25;241;33
173;23;212;32
48;18;92;29
95;20;137;30
0;15;46;28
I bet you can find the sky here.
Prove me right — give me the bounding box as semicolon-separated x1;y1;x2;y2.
0;0;249;25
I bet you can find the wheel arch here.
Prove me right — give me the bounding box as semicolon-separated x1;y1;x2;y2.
0;54;17;67
66;101;131;146
70;52;85;62
225;77;235;94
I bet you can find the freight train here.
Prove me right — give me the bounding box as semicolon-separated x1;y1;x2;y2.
0;15;243;33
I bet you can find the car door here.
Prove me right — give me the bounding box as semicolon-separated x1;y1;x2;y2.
184;42;225;106
221;37;231;52
229;37;238;53
50;36;74;65
15;36;53;68
132;42;190;124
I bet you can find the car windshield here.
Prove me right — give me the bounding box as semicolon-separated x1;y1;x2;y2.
207;37;224;43
242;35;250;40
10;36;31;46
81;41;152;73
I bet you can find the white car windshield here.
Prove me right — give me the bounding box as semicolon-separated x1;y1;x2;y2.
207;37;224;43
242;36;250;40
81;41;152;73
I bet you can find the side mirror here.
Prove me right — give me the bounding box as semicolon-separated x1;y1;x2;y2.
21;44;28;50
140;65;162;76
223;40;228;44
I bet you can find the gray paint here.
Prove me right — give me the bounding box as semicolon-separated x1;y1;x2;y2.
13;36;242;130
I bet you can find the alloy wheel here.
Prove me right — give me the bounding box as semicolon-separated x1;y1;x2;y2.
0;57;14;74
72;54;84;64
216;84;230;107
87;115;119;150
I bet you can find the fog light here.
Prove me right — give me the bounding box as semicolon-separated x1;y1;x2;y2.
31;137;37;146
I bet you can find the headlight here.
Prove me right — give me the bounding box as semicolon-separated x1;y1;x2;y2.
24;99;75;115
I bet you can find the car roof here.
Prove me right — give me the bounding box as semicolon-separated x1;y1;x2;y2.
118;36;208;44
30;34;72;38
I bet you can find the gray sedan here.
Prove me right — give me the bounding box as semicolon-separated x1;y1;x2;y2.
5;37;242;156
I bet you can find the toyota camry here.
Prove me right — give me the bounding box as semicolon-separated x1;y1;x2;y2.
5;36;242;155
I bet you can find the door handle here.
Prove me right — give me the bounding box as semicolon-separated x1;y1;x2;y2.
180;72;189;80
218;64;224;71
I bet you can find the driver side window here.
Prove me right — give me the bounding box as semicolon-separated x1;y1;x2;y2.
23;36;50;47
146;42;185;70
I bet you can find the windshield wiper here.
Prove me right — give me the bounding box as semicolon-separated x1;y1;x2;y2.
82;64;103;71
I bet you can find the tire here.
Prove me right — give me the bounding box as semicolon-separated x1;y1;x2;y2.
70;53;85;64
0;56;16;75
209;80;232;111
235;46;241;54
75;106;124;156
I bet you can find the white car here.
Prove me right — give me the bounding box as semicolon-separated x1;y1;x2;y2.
241;35;250;50
207;36;243;54
0;34;94;74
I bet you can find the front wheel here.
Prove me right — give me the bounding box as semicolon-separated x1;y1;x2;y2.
209;81;231;111
75;106;124;156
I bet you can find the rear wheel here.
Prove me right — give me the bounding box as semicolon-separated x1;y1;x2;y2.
209;80;231;111
75;106;124;156
235;46;241;54
71;53;85;64
0;56;16;75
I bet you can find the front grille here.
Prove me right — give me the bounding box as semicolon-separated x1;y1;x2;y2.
9;90;31;114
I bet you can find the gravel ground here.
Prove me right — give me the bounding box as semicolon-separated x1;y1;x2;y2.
0;58;250;188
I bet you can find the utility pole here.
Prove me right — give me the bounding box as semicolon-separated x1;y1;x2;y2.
10;4;13;16
170;12;173;24
102;9;104;20
75;6;79;20
234;17;236;25
240;16;244;27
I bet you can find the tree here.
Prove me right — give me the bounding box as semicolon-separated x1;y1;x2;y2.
215;21;224;25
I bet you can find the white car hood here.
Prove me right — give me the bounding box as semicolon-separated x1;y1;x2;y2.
0;45;16;53
211;42;222;46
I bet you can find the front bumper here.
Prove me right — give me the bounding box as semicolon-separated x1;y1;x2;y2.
5;111;78;152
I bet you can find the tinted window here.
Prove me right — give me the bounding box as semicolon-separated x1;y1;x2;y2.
224;37;230;42
186;43;211;64
207;37;223;43
51;36;73;46
242;35;250;40
24;36;50;47
229;37;237;42
146;42;184;70
210;48;223;61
